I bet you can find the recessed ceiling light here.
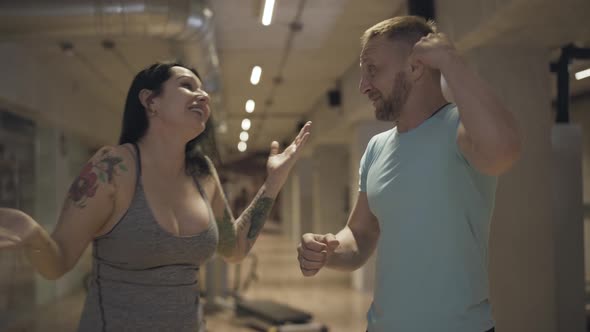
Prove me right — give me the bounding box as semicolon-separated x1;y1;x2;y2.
240;131;249;142
238;141;247;152
575;68;590;80
261;0;275;26
245;100;255;113
250;66;262;85
241;119;251;131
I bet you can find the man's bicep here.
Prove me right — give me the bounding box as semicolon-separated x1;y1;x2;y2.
456;121;491;172
347;192;380;242
457;120;516;175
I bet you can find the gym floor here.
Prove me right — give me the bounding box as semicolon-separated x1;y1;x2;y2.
7;230;372;332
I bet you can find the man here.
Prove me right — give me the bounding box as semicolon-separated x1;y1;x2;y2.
297;16;521;332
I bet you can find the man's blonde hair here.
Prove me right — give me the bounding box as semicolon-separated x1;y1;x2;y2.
361;16;437;50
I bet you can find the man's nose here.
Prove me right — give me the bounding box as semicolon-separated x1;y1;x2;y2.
359;76;372;95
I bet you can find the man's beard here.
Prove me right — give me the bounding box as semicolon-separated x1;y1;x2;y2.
374;71;411;122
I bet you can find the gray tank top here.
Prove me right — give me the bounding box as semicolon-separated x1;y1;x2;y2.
78;144;219;332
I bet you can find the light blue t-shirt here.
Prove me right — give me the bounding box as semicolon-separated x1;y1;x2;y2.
360;104;497;332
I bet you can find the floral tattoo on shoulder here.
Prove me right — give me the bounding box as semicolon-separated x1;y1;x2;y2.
68;148;127;208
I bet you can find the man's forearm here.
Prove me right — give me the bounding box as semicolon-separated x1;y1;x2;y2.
442;53;520;157
326;226;373;272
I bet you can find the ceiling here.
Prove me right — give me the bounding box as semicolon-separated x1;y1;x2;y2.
0;0;589;157
209;0;401;155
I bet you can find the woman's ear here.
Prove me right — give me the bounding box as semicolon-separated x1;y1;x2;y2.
139;89;155;111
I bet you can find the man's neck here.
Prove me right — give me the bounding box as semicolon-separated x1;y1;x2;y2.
396;89;449;133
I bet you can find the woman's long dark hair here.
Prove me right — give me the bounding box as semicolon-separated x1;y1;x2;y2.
118;61;219;177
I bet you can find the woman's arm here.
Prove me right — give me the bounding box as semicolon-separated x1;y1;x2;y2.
209;122;312;262
0;146;130;279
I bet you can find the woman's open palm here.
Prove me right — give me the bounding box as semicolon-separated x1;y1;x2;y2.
266;121;312;186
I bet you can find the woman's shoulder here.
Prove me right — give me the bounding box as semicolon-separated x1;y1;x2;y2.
85;144;138;185
92;144;137;170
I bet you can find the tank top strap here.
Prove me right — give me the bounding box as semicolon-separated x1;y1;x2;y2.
131;143;142;181
193;176;209;203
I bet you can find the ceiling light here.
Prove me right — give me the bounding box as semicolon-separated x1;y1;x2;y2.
250;66;262;85
245;99;255;113
240;131;249;142
241;119;251;131
261;0;275;26
575;68;590;80
238;141;247;152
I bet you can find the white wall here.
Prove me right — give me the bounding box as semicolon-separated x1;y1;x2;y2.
568;94;590;283
0;43;119;146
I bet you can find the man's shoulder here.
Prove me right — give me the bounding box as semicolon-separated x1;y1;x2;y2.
370;128;395;147
362;129;395;163
438;103;460;125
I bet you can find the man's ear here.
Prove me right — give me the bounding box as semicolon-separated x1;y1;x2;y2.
408;57;425;82
139;89;155;110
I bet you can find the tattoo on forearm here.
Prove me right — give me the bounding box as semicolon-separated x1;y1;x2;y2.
216;208;236;255
68;149;127;208
241;190;274;241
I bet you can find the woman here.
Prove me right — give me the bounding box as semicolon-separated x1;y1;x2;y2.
0;62;312;331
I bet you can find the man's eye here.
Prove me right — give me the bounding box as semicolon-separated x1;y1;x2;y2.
182;83;194;90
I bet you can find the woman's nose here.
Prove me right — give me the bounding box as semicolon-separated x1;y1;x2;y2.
196;90;210;104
